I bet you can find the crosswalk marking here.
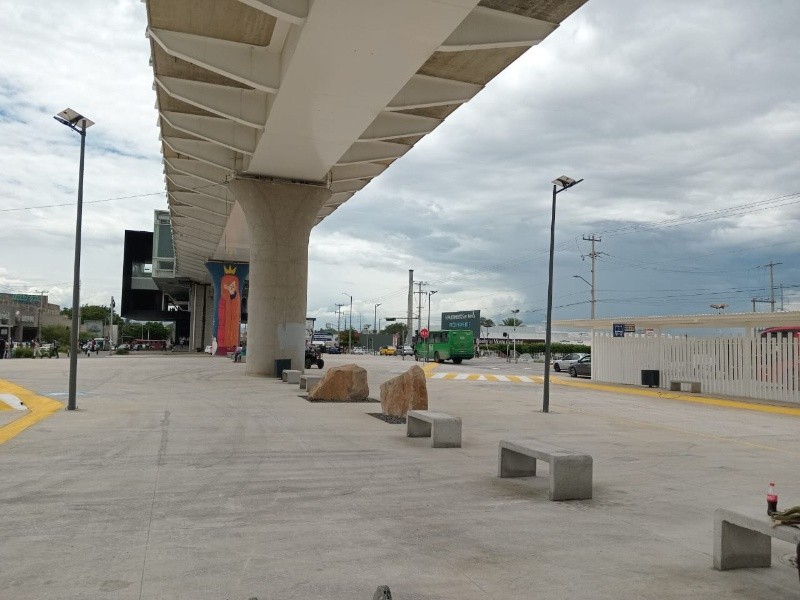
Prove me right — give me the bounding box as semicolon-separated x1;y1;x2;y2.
428;372;539;384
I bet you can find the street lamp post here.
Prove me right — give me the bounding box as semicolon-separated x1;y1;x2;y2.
373;303;381;335
511;309;519;363
543;176;583;414
54;108;94;411
342;292;352;353
426;291;437;362
573;274;594;319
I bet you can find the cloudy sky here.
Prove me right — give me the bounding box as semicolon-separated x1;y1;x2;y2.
2;0;799;332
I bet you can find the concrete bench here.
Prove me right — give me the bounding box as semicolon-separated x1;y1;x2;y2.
669;379;701;393
498;439;593;501
300;374;322;391
714;508;800;570
281;369;301;384
406;410;461;448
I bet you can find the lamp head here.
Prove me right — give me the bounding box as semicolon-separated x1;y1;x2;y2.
552;175;576;188
54;108;94;129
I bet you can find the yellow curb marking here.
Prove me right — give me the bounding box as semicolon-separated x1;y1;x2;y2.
421;362;439;374
425;369;800;418
550;376;800;417
0;379;63;445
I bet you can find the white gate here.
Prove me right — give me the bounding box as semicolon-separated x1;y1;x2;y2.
593;333;800;403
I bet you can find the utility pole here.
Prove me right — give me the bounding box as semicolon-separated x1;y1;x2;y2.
335;303;345;344
416;281;428;336
763;261;782;312
35;290;48;341
582;234;602;319
406;269;414;347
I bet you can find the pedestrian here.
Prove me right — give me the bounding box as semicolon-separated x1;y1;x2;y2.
84;341;90;357
8;340;13;359
94;340;99;356
34;339;42;359
53;339;60;359
0;337;5;360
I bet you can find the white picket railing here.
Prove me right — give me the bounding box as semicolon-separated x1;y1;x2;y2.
592;333;800;403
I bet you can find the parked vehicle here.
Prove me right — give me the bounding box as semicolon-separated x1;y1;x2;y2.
553;352;589;372
569;355;591;378
397;345;414;356
414;330;474;364
305;347;325;369
379;346;397;356
326;346;341;354
352;347;366;355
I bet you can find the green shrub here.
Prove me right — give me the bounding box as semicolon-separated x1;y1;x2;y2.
115;348;129;355
13;347;34;359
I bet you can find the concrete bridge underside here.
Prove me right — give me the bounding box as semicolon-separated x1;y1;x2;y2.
144;0;588;375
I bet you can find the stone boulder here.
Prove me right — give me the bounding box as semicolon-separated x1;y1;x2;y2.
308;364;369;401
380;365;428;417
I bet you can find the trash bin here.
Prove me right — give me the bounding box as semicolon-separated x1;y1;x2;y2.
275;359;291;379
641;369;660;388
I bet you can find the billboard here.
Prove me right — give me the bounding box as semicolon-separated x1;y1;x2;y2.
441;310;481;339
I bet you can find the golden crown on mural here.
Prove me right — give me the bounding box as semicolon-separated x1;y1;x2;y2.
223;265;237;275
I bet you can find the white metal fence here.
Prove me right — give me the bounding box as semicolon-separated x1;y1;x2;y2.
593;333;800;403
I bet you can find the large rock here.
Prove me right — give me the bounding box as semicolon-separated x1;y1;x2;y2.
380;365;428;417
308;364;369;401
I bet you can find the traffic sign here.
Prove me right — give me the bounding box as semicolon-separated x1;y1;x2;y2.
612;323;625;338
419;328;429;339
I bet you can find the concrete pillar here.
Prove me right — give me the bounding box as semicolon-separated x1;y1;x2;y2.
189;283;214;352
230;178;330;376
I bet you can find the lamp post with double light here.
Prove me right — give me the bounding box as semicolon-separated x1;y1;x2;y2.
543;175;583;413
54;108;94;411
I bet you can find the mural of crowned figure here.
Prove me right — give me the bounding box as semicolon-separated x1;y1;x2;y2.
205;261;249;356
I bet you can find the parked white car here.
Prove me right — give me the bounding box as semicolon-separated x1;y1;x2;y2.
552;353;589;372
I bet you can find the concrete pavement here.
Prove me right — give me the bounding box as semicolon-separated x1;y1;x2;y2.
1;353;798;599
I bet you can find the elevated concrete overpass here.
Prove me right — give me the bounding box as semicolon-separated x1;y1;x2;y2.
144;0;588;375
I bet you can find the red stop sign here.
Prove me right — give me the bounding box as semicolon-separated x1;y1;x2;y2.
420;328;429;339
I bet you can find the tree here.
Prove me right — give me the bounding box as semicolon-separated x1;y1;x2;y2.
480;317;495;327
41;324;70;346
121;321;172;341
384;323;408;339
61;304;123;325
501;317;522;327
337;329;359;348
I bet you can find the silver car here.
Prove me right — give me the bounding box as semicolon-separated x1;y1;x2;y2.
552;352;588;372
568;355;591;378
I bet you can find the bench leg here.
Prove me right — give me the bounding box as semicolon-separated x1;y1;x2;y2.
550;455;593;501
431;418;461;448
669;382;680;391
714;518;772;570
690;383;701;393
407;416;432;438
498;448;536;478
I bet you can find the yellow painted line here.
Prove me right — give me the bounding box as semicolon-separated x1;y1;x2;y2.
0;379;63;445
421;362;439;374
425;368;800;417
0;400;11;411
550;377;800;417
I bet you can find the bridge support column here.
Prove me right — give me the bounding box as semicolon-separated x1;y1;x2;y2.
231;179;330;376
